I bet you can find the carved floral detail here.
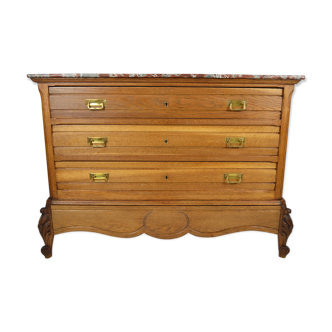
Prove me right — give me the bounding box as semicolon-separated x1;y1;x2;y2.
278;203;293;258
38;199;54;258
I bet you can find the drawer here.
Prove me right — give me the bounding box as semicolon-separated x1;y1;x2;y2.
53;126;279;147
55;161;277;201
51;205;281;239
49;87;282;119
52;125;280;162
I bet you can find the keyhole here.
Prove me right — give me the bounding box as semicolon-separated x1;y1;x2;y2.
165;139;168;144
164;101;168;107
165;175;168;180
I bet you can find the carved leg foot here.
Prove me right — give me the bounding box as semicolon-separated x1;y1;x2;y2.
38;198;54;258
278;200;293;258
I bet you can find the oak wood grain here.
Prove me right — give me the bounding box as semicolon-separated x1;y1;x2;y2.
51;110;281;120
275;86;294;198
53;131;280;148
50;94;282;110
50;199;283;206
51;205;280;239
53;147;279;162
55;161;277;169
55;167;276;183
57;182;275;191
38;84;58;198
56;190;276;201
50;118;282;126
52;125;280;133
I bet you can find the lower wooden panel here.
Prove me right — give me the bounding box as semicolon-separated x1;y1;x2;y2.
51;205;280;239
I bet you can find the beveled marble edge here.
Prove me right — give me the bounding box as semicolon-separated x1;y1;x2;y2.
27;73;305;80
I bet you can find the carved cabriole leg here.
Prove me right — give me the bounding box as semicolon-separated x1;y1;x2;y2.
278;199;293;258
38;198;54;258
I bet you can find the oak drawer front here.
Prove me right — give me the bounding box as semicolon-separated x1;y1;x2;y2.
52;125;280;161
53;131;279;148
49;87;282;119
55;162;277;201
51;205;280;239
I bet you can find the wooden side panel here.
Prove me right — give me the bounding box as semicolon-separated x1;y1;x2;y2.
275;85;295;198
38;84;57;198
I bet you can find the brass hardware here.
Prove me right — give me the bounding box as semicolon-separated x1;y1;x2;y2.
225;137;246;148
227;100;247;111
89;173;109;182
165;175;168;180
224;173;243;184
165;139;168;144
164;101;169;107
85;99;106;110
87;137;108;148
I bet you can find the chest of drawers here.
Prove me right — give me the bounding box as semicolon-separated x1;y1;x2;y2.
28;73;304;258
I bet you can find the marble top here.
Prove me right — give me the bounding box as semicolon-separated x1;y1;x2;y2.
27;73;305;80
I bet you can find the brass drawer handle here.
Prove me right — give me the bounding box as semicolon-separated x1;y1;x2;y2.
227;100;247;111
87;137;108;148
224;173;243;184
85;99;106;110
89;173;109;182
225;137;245;148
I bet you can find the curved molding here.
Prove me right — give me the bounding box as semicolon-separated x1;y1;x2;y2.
190;225;278;237
178;211;190;226
54;224;277;239
142;211;154;226
55;226;144;238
